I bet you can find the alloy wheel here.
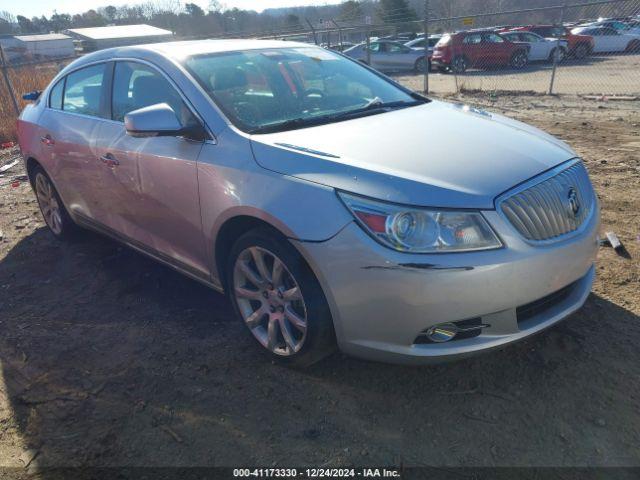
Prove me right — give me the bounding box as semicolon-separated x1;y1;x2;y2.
512;52;527;68
233;246;308;356
35;173;63;235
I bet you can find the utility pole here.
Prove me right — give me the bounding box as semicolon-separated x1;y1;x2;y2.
423;0;430;94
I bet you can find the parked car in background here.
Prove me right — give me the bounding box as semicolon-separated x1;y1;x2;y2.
570;26;640;53
511;25;594;58
577;19;640;35
500;31;568;62
431;30;529;73
324;42;355;52
405;34;443;51
17;40;600;366
344;40;429;72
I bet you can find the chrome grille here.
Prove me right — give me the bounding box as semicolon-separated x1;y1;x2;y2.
498;161;595;242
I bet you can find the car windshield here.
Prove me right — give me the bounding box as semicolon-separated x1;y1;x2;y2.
184;47;424;134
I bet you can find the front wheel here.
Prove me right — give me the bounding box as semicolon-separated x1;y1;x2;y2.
573;43;589;59
626;40;640;53
510;50;528;69
226;228;336;367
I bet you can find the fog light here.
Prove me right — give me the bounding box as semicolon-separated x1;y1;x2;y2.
425;323;458;343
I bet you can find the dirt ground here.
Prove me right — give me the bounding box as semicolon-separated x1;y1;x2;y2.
0;92;639;476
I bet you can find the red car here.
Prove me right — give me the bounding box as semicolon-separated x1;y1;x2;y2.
431;30;529;73
508;25;594;58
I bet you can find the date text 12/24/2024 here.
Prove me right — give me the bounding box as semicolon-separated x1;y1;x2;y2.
233;469;401;478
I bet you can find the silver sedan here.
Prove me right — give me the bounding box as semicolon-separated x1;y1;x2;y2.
343;40;430;72
18;40;599;366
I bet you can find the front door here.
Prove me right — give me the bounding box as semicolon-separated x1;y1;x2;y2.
94;61;210;278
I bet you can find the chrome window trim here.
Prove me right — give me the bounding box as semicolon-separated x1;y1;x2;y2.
494;158;597;246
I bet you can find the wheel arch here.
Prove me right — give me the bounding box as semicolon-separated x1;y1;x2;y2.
214;214;294;292
25;156;43;188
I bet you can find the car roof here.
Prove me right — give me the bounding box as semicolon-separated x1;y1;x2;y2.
66;39;316;69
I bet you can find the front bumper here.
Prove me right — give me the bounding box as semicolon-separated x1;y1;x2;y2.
294;206;599;365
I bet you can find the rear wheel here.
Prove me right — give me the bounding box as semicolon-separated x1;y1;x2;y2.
549;46;566;63
451;55;468;74
510;50;528;69
414;57;429;73
226;228;336;367
573;43;589;59
32;166;79;240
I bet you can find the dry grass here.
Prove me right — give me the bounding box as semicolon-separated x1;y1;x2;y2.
0;61;70;142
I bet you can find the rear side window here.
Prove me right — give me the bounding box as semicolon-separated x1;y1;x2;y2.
63;64;107;118
49;79;64;110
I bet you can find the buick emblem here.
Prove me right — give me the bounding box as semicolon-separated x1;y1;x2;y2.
567;187;580;217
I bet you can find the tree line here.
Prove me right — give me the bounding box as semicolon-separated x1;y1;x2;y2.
0;0;634;38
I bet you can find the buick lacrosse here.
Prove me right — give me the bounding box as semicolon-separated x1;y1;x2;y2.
18;40;599;366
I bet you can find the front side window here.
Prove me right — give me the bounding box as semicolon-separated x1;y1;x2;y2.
523;33;541;42
112;61;198;128
184;47;422;134
463;34;482;45
63;64;106;117
49;78;64;110
484;33;505;43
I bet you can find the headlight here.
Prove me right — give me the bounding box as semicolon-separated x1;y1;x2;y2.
338;192;502;253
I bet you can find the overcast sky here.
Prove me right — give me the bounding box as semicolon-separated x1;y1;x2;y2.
0;0;342;19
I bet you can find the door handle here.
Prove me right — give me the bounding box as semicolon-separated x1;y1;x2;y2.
99;153;120;168
40;135;55;146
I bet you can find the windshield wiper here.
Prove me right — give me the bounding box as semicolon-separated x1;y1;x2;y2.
248;99;423;134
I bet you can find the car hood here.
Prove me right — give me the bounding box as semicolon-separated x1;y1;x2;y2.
249;100;577;209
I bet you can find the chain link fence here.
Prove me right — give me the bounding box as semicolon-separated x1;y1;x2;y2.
0;0;639;142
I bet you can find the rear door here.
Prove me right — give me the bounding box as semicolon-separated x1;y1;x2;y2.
522;33;548;60
461;33;484;66
482;33;509;65
94;60;210;277
35;63;110;222
598;28;626;51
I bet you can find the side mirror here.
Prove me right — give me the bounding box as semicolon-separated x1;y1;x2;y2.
22;90;41;101
124;103;184;138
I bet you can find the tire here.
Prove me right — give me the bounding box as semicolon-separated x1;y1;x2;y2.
414;57;429;73
451;55;468;74
226;227;336;367
626;40;640;53
548;46;566;63
437;66;448;73
573;43;589;59
31;166;79;241
510;50;528;69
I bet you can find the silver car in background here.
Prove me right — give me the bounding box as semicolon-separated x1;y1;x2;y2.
18;40;599;366
500;31;568;62
343;40;430;72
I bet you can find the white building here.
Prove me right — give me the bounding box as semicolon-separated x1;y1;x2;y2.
0;34;74;63
64;24;174;53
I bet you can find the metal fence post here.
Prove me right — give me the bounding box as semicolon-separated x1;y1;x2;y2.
306;19;319;45
0;45;20;116
366;28;371;65
423;0;430;94
548;1;567;95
